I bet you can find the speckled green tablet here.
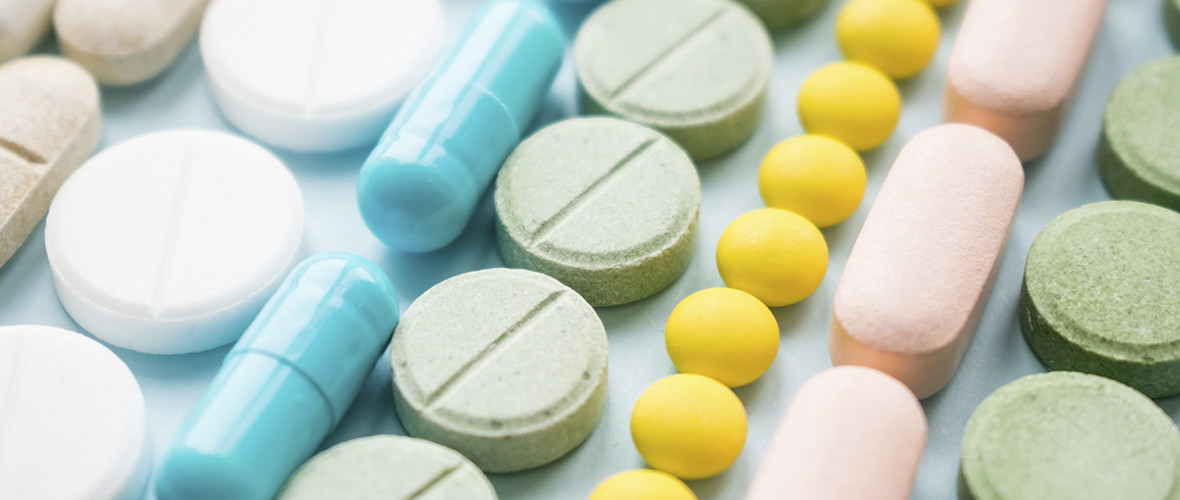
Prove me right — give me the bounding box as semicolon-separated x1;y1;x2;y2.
277;435;497;500
738;0;831;30
495;117;700;307
1101;56;1180;212
1021;201;1180;397
960;372;1180;500
573;0;773;161
390;268;609;473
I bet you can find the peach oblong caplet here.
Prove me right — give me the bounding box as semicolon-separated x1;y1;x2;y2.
744;366;927;500
830;124;1022;399
944;0;1106;161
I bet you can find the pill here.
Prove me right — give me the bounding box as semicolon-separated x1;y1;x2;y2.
1100;57;1180;212
831;124;1022;399
745;366;926;500
1170;0;1180;49
156;253;400;500
0;325;149;500
797;62;900;151
53;0;208;85
736;0;831;31
716;208;828;307
758;134;866;228
630;373;746;480
961;372;1180;500
45;130;304;355
0;0;53;62
278;435;496;500
390;268;608;473
200;0;443;153
357;0;563;253
589;469;697;500
0;56;99;268
574;0;773;161
944;0;1106;161
495;117;700;307
665;288;779;387
836;0;940;79
1021;201;1180;398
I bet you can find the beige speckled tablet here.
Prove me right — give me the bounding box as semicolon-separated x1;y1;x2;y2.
0;56;100;268
574;0;773;161
54;0;210;85
278;435;497;500
831;124;1022;399
746;366;926;500
944;0;1106;161
0;0;54;62
390;268;609;473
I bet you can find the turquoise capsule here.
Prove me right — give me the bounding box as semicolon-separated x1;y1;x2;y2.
357;0;564;253
155;253;399;500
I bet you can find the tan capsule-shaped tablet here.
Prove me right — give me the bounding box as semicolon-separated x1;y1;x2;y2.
745;366;926;500
0;56;100;268
0;0;54;62
944;0;1105;161
830;124;1022;399
54;0;210;85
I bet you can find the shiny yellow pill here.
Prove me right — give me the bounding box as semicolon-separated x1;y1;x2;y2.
588;469;697;500
797;62;901;151
758;135;866;228
716;208;828;307
666;288;779;387
631;374;747;480
837;0;941;79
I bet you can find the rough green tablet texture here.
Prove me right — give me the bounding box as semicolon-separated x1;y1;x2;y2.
389;268;608;473
495;117;700;307
574;0;773;161
960;372;1180;500
278;435;496;500
738;0;830;30
1101;56;1180;212
1167;0;1180;49
1021;201;1180;397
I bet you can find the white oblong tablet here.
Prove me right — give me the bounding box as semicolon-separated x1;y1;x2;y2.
200;0;444;153
0;0;54;62
45;130;305;355
0;325;149;500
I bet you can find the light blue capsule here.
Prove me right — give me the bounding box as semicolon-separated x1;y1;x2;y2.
155;252;399;500
357;0;564;253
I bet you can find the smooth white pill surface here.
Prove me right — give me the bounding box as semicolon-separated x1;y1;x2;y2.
0;0;53;62
200;0;444;152
45;130;305;355
0;325;149;500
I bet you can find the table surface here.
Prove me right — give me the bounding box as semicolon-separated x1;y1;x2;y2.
2;0;1176;498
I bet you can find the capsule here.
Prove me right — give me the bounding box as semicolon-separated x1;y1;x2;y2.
356;0;564;253
156;253;399;500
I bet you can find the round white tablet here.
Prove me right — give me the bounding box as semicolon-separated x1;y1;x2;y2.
200;0;444;152
0;325;149;500
45;130;305;355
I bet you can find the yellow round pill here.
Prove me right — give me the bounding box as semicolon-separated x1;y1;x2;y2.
758;135;866;228
665;288;779;387
836;0;940;79
631;374;747;480
588;469;697;500
797;62;901;151
716;208;828;307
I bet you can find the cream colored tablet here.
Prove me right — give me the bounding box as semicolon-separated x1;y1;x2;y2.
54;0;209;85
830;124;1022;398
944;0;1106;161
745;366;926;500
0;56;99;268
0;0;54;62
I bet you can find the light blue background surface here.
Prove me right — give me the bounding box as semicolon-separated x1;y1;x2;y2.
1;0;1176;498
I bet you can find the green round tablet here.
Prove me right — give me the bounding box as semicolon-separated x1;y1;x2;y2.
1021;201;1180;397
738;0;831;31
574;0;773;161
1101;56;1180;212
961;372;1180;500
